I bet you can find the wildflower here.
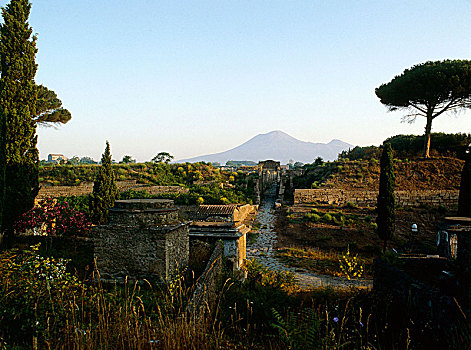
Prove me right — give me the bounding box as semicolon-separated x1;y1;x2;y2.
360;321;364;327
333;317;339;323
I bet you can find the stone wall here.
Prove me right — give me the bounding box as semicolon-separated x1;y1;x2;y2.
294;189;459;208
187;241;223;319
37;180;188;199
374;258;464;330
233;204;257;223
92;199;189;283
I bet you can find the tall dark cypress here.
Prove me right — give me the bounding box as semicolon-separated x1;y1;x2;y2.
458;149;471;217
90;141;118;224
0;0;38;234
376;143;396;252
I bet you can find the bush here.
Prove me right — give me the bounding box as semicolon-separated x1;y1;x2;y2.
0;244;84;345
14;198;91;237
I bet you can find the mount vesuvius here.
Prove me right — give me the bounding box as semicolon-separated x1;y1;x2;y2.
178;131;352;164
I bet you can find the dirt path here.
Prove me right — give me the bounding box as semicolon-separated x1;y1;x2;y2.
247;185;372;290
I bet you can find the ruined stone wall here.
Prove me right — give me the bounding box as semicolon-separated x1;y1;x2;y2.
187;241;223;319
233;204;256;222
37;180;188;199
294;189;459;208
92;199;189;282
374;258;464;330
159;224;189;275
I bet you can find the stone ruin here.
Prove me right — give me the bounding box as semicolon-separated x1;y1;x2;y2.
92;199;189;283
189;204;256;271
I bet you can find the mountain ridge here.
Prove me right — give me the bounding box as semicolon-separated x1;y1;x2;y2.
178;130;352;164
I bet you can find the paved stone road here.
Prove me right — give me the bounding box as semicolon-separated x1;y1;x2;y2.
247;185;373;290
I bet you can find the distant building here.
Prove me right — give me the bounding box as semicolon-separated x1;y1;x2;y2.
47;154;68;163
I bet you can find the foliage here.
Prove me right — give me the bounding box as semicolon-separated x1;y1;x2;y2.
120;154;136;164
0;0;39;234
0;244;83;345
385;133;471;159
376;143;395;252
338;146;380;161
375;60;471;158
89;141;118;224
272;308;321;349
339;246;365;280
339;133;471;160
152;151;174;163
277;247;372;278
34;84;71;126
120;181;253;205
458;148;471;216
14;198;91;236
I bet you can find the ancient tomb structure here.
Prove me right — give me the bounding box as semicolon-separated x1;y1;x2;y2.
92;199;189;283
189;204;255;270
190;221;250;269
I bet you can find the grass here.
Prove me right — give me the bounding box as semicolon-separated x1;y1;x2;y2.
1;245;468;349
277;247;373;278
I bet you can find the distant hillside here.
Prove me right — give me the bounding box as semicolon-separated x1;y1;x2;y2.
178;130;352;164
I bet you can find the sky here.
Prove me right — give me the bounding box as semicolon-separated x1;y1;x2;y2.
3;0;471;162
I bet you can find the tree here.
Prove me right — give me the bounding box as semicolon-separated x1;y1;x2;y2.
0;0;39;234
314;157;323;166
458;147;471;217
375;60;471;158
152;152;174;164
34;84;71;126
67;156;80;165
376;143;395;252
120;155;136;164
89;141;118;224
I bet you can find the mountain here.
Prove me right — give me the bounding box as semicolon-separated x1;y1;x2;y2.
178;130;352;164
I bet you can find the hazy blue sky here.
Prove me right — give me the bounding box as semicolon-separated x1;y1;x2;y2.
6;0;471;162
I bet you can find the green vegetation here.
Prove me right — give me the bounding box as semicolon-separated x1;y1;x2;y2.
298;209;376;230
152;151;174;163
1;242;467;348
376;143;395;252
0;0;39;234
34;84;71;126
339;133;471;160
376;60;471;158
277;247;372;278
39;162;258;207
89;141;118;224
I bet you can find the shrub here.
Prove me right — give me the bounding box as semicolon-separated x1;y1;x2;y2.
0;244;84;345
90;141;118;224
14;198;91;237
322;213;333;222
338;246;364;280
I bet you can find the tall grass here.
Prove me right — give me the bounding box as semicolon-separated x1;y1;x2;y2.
1;246;469;349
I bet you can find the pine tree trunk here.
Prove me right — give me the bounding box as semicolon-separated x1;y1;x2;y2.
423;114;433;158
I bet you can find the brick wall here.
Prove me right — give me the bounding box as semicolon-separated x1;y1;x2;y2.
294;189;459;208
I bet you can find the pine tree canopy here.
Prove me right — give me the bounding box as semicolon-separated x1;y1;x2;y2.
375;60;471;158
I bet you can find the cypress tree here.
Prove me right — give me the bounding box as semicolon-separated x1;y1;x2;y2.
90;141;118;224
376;143;396;252
0;0;39;234
458;149;471;217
